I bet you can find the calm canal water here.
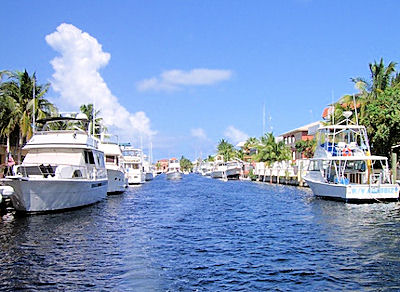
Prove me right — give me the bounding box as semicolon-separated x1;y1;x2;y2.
1;174;400;291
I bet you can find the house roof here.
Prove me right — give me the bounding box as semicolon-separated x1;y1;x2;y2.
279;121;322;137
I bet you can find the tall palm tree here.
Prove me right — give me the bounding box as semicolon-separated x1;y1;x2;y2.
0;70;55;163
332;58;398;125
217;139;235;162
80;103;104;135
369;58;397;98
0;94;20;164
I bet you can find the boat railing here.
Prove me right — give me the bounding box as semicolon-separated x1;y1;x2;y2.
13;164;107;180
370;173;382;186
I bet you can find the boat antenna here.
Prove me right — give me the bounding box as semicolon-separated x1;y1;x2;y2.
32;74;36;133
92;98;96;137
331;89;335;125
353;94;359;125
262;102;266;135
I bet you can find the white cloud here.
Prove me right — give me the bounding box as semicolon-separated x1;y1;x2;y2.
224;126;248;144
191;128;207;140
137;68;232;92
45;23;156;137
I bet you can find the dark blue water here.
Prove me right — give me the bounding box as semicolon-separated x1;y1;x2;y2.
1;174;400;291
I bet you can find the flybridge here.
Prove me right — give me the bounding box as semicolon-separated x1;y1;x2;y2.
25;116;98;150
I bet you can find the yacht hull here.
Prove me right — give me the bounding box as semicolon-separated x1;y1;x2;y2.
226;167;241;179
166;171;182;180
107;169;126;194
127;171;145;184
145;172;154;181
4;178;108;213
211;170;224;179
304;177;399;203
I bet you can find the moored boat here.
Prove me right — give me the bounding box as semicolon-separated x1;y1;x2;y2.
143;155;154;181
225;160;242;180
304;112;399;203
166;158;182;180
211;155;227;179
0;116;108;213
98;139;127;194
121;146;146;184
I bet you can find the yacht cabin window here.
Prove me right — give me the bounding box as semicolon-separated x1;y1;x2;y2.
106;155;115;163
84;150;95;165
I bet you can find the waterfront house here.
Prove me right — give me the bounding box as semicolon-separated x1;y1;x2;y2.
279;121;322;161
156;159;169;173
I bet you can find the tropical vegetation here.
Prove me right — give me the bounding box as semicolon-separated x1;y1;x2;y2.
214;133;292;165
0;70;56;163
295;138;316;159
330;58;400;157
80;103;105;135
180;156;193;172
254;133;291;165
217;139;236;161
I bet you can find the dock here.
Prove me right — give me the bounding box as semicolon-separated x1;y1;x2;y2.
251;159;309;187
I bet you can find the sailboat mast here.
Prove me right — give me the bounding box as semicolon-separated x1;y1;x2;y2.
262;102;266;135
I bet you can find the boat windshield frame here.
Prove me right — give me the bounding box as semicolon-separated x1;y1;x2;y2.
35;117;90;134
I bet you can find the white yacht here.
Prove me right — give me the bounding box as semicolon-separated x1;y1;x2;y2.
98;140;127;194
226;160;242;180
166;158;182;180
142;155;154;181
0;116;108;213
201;161;214;176
121;146;145;184
304;111;399;203
211;155;227;179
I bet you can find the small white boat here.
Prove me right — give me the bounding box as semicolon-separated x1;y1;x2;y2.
98;140;127;194
0;116;108;213
121;146;146;184
166;158;182;180
304;111;399;203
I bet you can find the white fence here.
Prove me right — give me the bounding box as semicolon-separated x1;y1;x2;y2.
253;159;310;179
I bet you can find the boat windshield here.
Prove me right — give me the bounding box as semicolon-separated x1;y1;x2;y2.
23;148;83;165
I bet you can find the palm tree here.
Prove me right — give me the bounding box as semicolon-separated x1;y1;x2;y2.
0;70;55;163
331;58;398;125
255;133;291;165
217;139;235;162
80;103;104;135
0;94;20;164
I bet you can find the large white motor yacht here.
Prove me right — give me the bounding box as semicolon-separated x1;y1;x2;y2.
166;158;182;180
304;111;399;203
121;146;145;184
98;140;127;194
0;117;108;213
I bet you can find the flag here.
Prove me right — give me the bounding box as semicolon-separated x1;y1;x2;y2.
7;153;15;167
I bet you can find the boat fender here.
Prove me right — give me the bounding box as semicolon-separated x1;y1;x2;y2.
342;147;352;156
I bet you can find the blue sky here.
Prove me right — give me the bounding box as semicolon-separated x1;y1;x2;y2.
1;1;400;161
